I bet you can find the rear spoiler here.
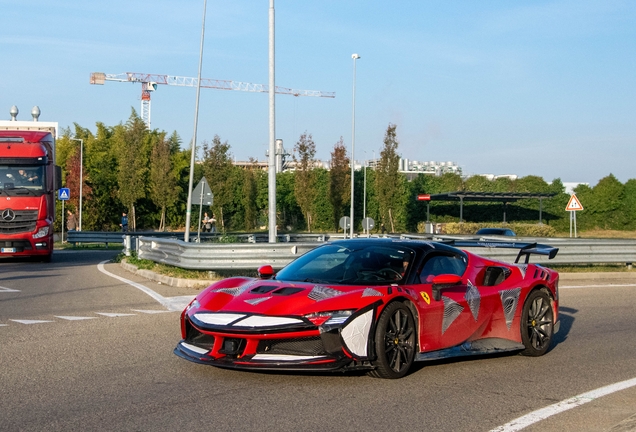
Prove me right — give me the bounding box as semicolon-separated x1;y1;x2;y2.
441;240;559;264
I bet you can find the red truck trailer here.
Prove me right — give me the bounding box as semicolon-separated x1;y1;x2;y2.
0;110;61;261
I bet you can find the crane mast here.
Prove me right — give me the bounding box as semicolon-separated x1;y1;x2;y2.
90;72;335;128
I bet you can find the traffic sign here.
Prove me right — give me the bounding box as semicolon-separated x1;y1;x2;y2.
416;194;431;201
361;217;375;231
58;188;70;201
339;216;351;230
192;177;213;206
565;194;583;211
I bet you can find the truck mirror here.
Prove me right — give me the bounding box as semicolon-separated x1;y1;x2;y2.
55;165;62;190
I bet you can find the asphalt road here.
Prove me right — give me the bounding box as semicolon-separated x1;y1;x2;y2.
1;251;635;432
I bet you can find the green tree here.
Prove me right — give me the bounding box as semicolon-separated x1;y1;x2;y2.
328;137;350;231
375;124;401;232
242;159;259;231
115;111;151;230
149;133;180;231
201;135;233;230
293;132;317;232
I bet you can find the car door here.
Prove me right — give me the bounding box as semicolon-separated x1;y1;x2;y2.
412;251;481;352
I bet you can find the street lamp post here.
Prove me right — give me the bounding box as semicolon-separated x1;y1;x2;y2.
349;53;360;239
184;0;207;243
70;138;83;231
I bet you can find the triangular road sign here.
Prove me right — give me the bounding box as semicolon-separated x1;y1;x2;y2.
192;177;213;206
565;194;584;211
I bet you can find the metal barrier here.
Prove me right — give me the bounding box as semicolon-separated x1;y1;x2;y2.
138;237;319;270
137;234;636;271
66;230;347;246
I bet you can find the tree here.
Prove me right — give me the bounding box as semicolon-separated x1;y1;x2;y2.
242;159;259;230
328;137;350;231
375;124;401;232
149;134;180;231
114;111;151;231
201;135;233;230
293;132;317;232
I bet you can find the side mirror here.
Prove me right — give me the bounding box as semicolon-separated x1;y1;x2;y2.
257;265;274;279
55;165;62;191
431;274;462;301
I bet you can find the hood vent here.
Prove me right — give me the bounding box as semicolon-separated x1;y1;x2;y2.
250;285;278;294
272;287;305;296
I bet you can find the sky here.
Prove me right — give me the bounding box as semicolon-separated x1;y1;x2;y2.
1;0;634;186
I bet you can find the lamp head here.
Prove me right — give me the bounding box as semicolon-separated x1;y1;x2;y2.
352;53;360;59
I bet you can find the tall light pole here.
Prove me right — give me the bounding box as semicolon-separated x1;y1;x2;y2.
349;53;360;239
184;0;207;242
268;0;277;243
70;138;83;231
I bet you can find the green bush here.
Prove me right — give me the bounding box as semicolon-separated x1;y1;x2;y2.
438;222;556;237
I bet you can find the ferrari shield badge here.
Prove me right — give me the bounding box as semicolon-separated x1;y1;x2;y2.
420;291;431;304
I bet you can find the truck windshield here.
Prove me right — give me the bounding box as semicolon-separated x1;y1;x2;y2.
0;166;45;193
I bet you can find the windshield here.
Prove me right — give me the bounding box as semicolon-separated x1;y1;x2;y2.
0;166;45;194
275;244;415;285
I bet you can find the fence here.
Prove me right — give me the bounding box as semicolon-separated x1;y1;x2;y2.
135;234;636;271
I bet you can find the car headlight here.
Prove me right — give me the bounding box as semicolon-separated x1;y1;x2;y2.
305;310;353;326
33;226;50;239
186;299;201;312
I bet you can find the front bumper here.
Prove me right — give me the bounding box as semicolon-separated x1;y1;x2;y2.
174;305;380;372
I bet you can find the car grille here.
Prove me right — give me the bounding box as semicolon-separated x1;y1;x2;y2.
0;210;38;234
0;240;32;251
257;336;326;356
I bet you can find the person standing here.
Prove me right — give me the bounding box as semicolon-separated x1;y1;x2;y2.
66;210;77;231
120;212;128;232
210;213;217;233
202;212;211;232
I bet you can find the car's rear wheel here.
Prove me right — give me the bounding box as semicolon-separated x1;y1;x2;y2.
520;289;554;356
369;302;416;379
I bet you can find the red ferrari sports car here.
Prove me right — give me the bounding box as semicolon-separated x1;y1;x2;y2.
175;238;560;378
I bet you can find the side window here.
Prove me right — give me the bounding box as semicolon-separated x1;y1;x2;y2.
418;253;467;284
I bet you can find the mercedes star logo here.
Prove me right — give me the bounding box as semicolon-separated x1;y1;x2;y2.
2;209;15;221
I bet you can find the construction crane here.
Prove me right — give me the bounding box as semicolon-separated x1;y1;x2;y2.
90;72;336;128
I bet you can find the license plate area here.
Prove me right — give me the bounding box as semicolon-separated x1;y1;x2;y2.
1;248;16;253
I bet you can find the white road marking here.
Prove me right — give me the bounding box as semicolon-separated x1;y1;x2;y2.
0;324;8;327
97;261;194;312
0;286;21;293
561;283;636;289
10;319;54;324
132;309;173;314
96;312;136;318
490;377;636;432
55;316;97;321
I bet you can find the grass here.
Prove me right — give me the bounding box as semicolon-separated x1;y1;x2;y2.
55;241;124;250
569;229;636;239
545;264;634;273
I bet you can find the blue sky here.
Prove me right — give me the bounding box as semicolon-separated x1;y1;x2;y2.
1;0;634;186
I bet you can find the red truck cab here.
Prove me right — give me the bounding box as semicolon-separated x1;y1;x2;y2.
0;122;61;261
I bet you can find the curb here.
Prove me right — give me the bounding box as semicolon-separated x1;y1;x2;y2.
119;260;216;289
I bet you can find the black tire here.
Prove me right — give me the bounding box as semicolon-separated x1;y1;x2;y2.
369;302;416;379
520;289;554;356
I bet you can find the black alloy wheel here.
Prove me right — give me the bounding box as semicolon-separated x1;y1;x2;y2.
369;302;416;379
520;289;554;356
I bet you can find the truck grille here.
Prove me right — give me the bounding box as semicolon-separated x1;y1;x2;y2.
0;209;38;234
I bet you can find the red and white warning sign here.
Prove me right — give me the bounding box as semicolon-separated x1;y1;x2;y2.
565;194;584;211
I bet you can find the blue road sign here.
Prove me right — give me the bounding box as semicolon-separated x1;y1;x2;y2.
58;188;70;201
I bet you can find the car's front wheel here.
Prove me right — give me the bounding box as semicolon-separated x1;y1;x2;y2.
369;302;416;379
520;289;554;356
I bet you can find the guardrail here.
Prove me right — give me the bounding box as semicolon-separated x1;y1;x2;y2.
66;230;347;246
137;234;636;271
138;237;319;270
